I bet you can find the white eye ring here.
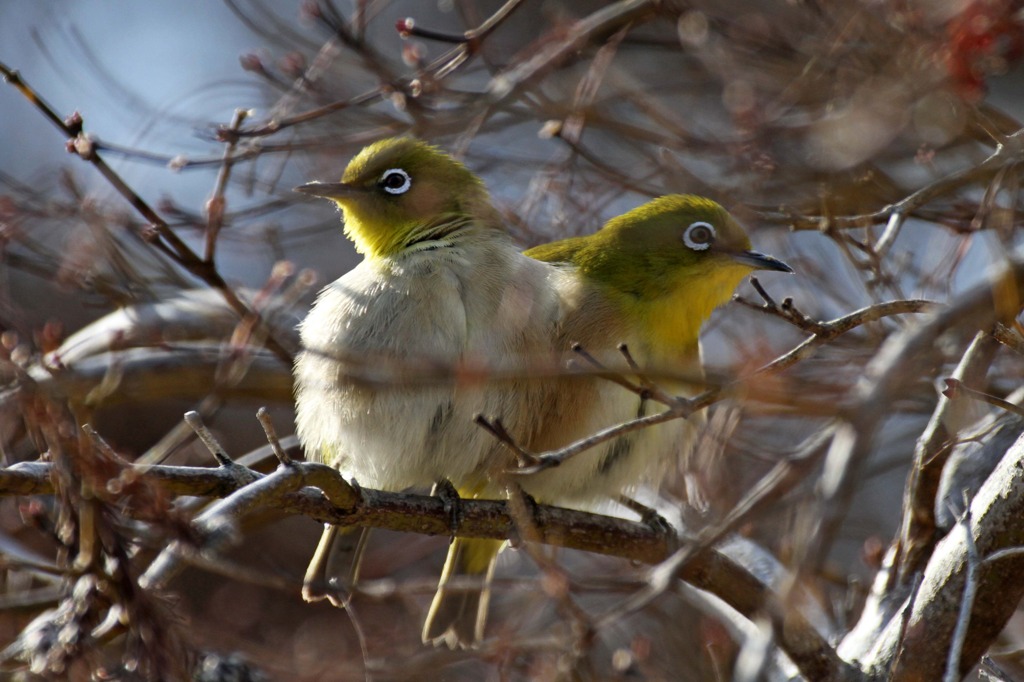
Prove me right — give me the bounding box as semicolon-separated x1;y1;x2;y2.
683;221;716;251
379;168;412;195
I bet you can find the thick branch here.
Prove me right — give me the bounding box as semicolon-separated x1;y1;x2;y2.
893;332;1001;584
3;345;293;410
1;456;838;678
809;256;1024;570
0;61;293;366
860;430;1024;680
0;459;674;565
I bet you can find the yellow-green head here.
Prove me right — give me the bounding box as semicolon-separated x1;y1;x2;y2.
296;138;491;259
526;194;792;351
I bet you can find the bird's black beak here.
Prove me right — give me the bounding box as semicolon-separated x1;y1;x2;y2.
294;182;365;200
729;250;794;273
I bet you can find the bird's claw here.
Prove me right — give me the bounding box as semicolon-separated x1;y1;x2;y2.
642;509;675;538
433;479;463;531
619;495;675;538
301;579;350;609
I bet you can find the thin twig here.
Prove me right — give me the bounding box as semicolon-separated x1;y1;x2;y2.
875;211;905;257
183;410;234;467
511;398;699;475
617;343;678;406
571;342;644;394
226;88;386;139
485;0;659;104
204;108;250;263
757;129;1024;232
507;298;935;473
944;501;979;682
256;407;292;465
757;299;940;376
596;427;836;630
0;61;293;366
942;378;1024;419
397;0;525;44
474;414;537;467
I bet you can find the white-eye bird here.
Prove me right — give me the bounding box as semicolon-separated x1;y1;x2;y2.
292;138;565;625
422;194;792;647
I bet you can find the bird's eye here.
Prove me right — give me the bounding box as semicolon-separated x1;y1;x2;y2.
379;168;412;195
683;221;716;251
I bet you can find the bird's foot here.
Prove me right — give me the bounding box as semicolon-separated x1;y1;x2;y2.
433;479;464;532
619;495;675;537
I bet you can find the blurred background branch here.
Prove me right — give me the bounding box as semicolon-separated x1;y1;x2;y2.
2;0;1024;679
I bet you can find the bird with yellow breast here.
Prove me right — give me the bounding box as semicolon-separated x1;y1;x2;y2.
422;194;792;647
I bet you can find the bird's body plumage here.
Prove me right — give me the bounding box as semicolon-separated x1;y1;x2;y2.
295;138;565;492
295;230;563;491
513;277;705;506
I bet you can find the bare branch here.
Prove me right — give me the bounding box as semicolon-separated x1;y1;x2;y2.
0;61;294;366
203;107;250;263
757;130;1024;232
0;451;846;679
485;0;659;104
256;407;292;466
509;297;936;473
786;256;1024;574
861;430;1024;680
944;502;980;682
893;332;1002;585
942;378;1024;419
